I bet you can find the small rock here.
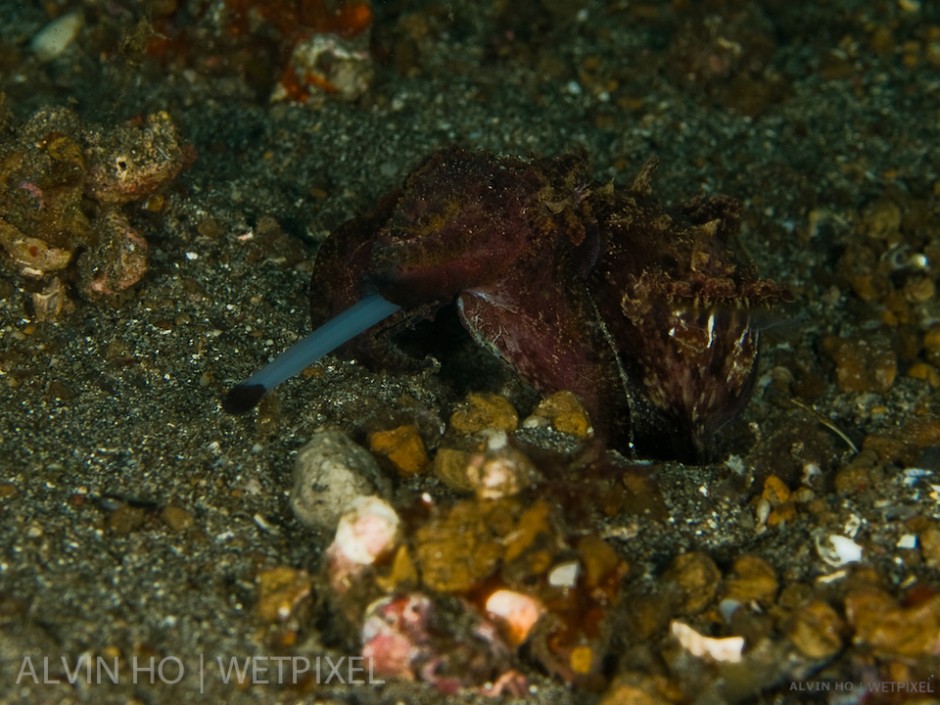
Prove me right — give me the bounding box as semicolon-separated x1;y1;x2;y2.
919;522;940;570
758;474;796;526
840;247;887;304
662;552;721;616
861;197;902;240
577;535;623;589
368;424;429;477
31;277;72;321
923;324;940;365
903;274;935;303
255;566;313;622
833;458;880;494
272;33;373;104
670;620;744;663
413;499;515;592
862;417;940;465
160;504;194;531
84;111;184;205
330;496;400;566
816;533;863;567
80;210;149;298
524;390;593;438
361;592;514;692
107;505;146;535
501;500;558;580
361;593;431;682
290;430;388;530
822;333;897;394
599;673;679;705
845;588;940;658
0;221;73;277
760;475;790;505
465;437;541;500
547;561;580;589
432;447;474;491
564;645;595;679
484;588;544;646
722;555;778;606
788;599;843;659
31;11;84;62
326;496;401;592
374;545;419;593
449;392;518;434
906;361;940;388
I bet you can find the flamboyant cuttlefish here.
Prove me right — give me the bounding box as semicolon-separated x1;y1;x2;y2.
224;147;785;461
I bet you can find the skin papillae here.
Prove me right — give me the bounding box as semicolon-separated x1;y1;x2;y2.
300;148;784;462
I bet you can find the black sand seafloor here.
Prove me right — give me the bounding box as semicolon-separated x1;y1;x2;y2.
1;1;939;704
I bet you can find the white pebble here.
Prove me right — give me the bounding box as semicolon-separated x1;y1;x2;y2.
330;496;400;566
816;533;863;567
465;447;539;500
897;533;918;549
670;620;744;663
547;561;580;588
32;12;84;62
290;431;388;530
484;589;544;645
